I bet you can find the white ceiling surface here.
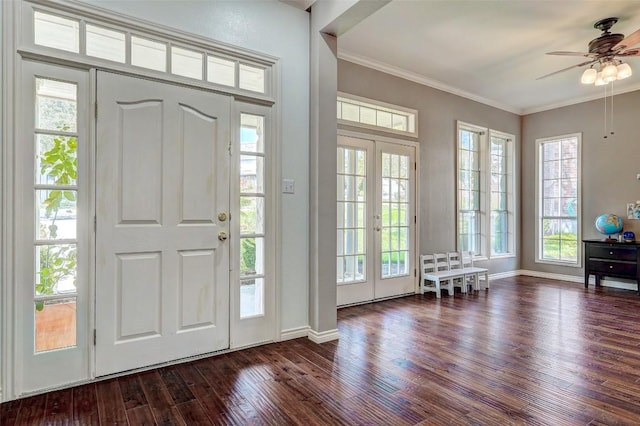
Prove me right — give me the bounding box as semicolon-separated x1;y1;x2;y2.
337;1;640;115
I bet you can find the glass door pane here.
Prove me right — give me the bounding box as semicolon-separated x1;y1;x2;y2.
337;146;367;284
239;113;266;318
380;152;410;278
34;77;79;352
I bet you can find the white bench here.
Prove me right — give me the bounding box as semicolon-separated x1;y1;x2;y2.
420;253;465;298
461;250;489;290
420;251;489;298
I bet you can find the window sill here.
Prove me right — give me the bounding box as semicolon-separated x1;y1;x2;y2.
534;258;582;268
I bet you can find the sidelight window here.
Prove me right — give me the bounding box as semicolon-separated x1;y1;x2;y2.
239;114;266;318
33;78;79;352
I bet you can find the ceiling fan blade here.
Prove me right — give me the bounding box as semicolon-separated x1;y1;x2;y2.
613;28;640;51
617;48;640;57
536;59;596;80
546;51;596;57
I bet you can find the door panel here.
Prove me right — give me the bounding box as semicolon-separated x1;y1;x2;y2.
119;101;163;223
96;72;230;376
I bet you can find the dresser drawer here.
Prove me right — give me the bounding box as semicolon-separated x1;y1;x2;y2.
589;245;637;261
589;259;637;276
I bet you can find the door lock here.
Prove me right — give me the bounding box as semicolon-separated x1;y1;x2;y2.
218;212;228;222
218;231;228;241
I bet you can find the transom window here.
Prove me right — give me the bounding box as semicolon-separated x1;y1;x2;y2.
536;134;581;265
337;93;417;136
457;121;515;258
29;5;270;95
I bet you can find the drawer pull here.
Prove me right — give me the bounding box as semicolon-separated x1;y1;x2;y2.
610;265;614;269
610;251;614;255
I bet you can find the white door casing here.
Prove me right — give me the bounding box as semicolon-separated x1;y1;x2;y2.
95;72;231;376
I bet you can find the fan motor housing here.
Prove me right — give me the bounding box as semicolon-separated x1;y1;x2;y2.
589;33;624;54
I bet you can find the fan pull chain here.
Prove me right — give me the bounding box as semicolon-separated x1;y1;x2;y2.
610;80;615;137
603;83;608;139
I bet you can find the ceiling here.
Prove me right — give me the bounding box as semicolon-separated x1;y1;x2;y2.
336;1;640;115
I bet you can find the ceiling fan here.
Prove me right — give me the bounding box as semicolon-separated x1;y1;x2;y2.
539;17;640;82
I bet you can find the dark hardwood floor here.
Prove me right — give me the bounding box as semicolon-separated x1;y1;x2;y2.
4;276;640;425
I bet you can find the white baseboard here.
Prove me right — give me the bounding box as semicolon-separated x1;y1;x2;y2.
279;326;309;341
308;328;339;344
489;270;520;280
517;269;637;291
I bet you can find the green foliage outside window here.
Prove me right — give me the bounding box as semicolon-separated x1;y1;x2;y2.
36;132;78;310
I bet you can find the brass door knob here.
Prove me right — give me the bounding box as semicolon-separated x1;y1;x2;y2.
218;231;228;241
218;212;228;222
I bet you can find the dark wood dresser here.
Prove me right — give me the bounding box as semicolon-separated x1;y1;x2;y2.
583;239;640;293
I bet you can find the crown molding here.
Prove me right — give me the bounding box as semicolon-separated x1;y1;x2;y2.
338;49;640;117
338;49;523;115
521;81;640;115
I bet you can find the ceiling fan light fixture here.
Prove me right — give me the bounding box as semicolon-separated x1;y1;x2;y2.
616;62;632;80
594;72;606;86
581;68;598;84
602;62;618;82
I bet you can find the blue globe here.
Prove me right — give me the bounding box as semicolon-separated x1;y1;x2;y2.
594;213;623;236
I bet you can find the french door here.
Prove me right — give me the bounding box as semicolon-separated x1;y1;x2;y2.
95;72;231;376
337;134;417;306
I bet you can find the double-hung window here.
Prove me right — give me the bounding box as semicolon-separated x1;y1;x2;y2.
457;121;515;258
536;134;581;265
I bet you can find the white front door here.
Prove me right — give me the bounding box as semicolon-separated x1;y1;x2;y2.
95;72;231;376
337;135;417;306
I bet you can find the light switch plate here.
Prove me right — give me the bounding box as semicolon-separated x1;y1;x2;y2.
282;178;295;194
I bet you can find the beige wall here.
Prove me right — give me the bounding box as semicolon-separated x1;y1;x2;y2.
338;60;521;274
522;90;640;276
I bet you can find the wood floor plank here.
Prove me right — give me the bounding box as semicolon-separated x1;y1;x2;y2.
95;379;127;425
159;366;195;405
72;384;99;425
138;370;186;425
126;404;156;425
9;277;640;424
13;393;46;425
118;374;147;410
43;387;73;424
0;398;22;426
175;399;211;424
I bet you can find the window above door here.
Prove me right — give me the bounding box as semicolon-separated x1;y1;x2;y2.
21;1;276;101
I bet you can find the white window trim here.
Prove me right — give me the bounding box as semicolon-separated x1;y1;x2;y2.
489;129;516;258
456;121;516;260
337;91;418;138
535;133;582;267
